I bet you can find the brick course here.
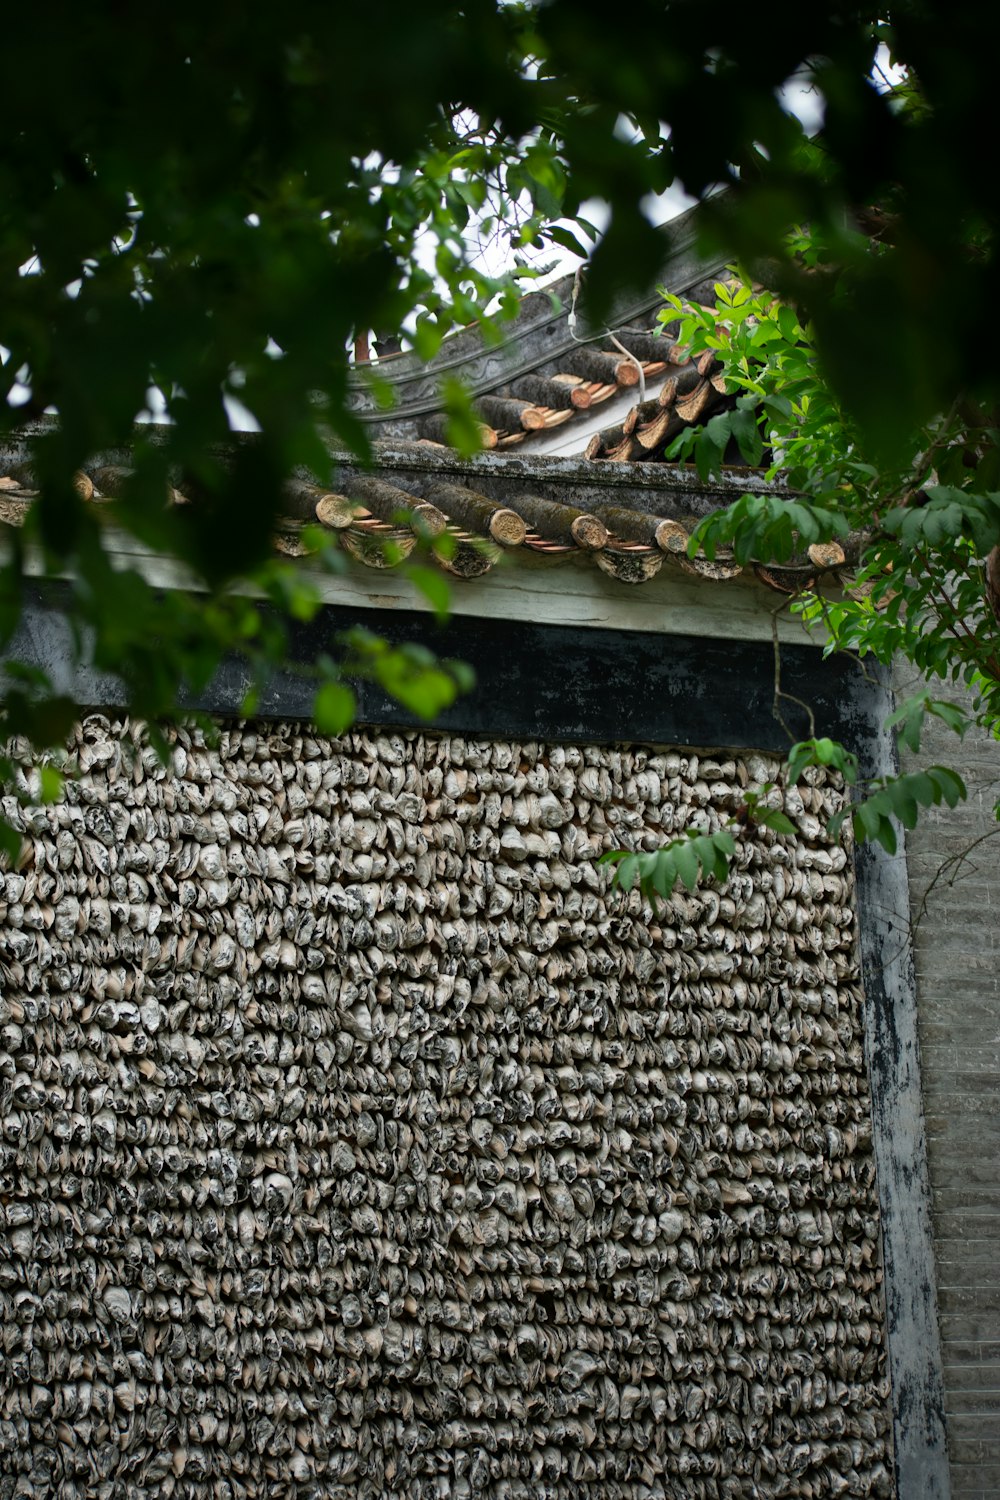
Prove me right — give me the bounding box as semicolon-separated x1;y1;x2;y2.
898;664;1000;1485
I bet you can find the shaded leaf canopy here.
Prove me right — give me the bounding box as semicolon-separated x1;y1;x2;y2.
0;1;997;760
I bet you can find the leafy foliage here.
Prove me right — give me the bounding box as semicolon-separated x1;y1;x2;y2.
602;830;737;904
828;767;966;856
602;778;815;905
646;218;1000;880
689;491;849;567
785;738;859;788
3;4;1000;861
339;631;475;722
667;250;1000;734
738;788;797;838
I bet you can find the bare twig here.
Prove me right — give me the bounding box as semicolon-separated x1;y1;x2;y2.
770;606;816;742
914;824;1000;926
566;269;648;400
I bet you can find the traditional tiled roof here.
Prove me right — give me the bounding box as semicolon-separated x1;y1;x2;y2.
0;211;846;595
347;204;735;466
361;318;733;462
0;441;847;595
298;447;847;591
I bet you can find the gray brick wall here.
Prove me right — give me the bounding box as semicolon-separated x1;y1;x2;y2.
898;666;1000;1495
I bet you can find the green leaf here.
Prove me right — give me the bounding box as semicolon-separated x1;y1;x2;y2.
413;318;445;362
546;225;591;259
787;740;819;784
701;841;728;883
441;377;483;459
606;830;735;901
756;808;797;835
407;564;451;623
929;765;967;807
786;737;859;786
854;799;884;840
762;394;794;421
728;406;764;467
886;695;971;755
713;830;737;861
843;767;969;851
928;701;969;737
869;813;897;855
0;820;21;866
827;808;850;839
673;840;700;890
695;433;724;484
313;681;356;736
777;305;799;343
651;852;676;898
885;694;927;754
38;765;62;804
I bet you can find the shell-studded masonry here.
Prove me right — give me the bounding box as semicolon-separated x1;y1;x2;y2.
0;718;891;1499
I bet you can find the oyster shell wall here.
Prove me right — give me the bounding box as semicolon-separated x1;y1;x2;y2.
0;717;892;1497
